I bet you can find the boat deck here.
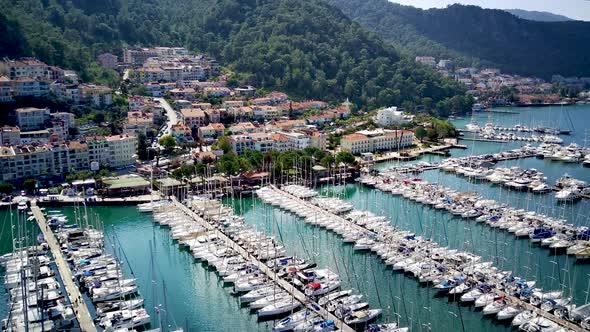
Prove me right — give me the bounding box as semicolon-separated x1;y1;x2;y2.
170;197;356;332
30;202;97;332
269;187;587;332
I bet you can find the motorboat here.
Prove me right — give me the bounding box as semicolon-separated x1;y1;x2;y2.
343;309;382;325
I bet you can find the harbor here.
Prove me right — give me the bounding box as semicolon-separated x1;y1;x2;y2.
2;105;590;332
257;184;589;331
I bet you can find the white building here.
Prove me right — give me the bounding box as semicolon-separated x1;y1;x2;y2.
341;129;414;154
415;56;436;67
106;134;137;168
281;131;310;150
51;112;75;129
0;58;49;80
0;76;13;102
15;107;50;131
374;106;411;127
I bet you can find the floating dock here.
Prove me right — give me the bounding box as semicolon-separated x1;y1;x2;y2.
169;197;356;332
30;202;97;332
268;187;586;332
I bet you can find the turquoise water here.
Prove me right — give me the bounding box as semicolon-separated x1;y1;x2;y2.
1;105;589;331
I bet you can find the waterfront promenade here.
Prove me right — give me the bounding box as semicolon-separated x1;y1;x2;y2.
169;197;356;332
30;202;97;332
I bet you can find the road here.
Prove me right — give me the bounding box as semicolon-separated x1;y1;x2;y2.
154;97;179;148
30;203;97;332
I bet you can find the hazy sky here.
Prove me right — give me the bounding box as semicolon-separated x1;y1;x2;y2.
391;0;590;21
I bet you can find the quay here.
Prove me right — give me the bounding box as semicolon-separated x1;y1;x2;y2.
372;143;468;163
36;194;160;206
169;197;356;332
483;109;519;114
30;202;97;332
459;137;508;143
267;187;586;332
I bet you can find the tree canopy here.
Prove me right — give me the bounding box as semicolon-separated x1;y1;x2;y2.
1;0;470;113
325;0;590;78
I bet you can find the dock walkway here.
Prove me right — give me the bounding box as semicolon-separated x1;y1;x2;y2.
30;202;97;332
268;187;585;332
170;198;355;332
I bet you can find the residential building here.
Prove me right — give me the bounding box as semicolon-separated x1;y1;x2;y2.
0;58;48;80
67;141;90;171
154;47;189;58
0;76;13;102
229;134;253;154
223;100;244;108
0;145;49;181
11;78;50;98
180;108;206;128
415;56;436;67
281;131;310;150
170;124;194;143
202;86;231;97
271;133;290;152
264;119;306;132
308;131;326;150
250;133;274;153
106;134;137;168
204;109;221;123
341;129;414;154
51;112;75;129
15;107;50;131
252;106;283;121
374;106;411;127
98;53;118;70
123;48;159;65
437;59;453;69
20;129;52;144
132;67;168;83
198;123;225;140
229;122;258;134
234;86;256;97
124;111;154;136
86;136;110;166
80;84;113;107
0;126;21;145
169;87;196;100
50;83;81;104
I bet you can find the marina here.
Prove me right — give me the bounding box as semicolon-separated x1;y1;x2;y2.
257;184;590;331
2;105;590;332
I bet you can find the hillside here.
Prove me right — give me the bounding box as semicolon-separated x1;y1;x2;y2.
324;0;590;78
505;9;573;22
0;0;470;114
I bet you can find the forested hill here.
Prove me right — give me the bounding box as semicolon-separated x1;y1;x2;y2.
324;0;590;78
0;0;471;113
504;9;573;22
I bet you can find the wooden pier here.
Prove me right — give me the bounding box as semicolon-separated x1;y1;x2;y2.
30;202;97;332
269;188;586;332
169;197;356;332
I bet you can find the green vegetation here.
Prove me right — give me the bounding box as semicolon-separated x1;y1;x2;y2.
159;135;176;150
65;169;111;183
324;0;590;78
1;0;469;113
22;178;37;193
0;183;14;195
415;126;427;142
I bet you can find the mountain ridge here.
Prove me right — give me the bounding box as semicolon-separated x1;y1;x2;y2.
325;0;590;78
504;9;573;22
